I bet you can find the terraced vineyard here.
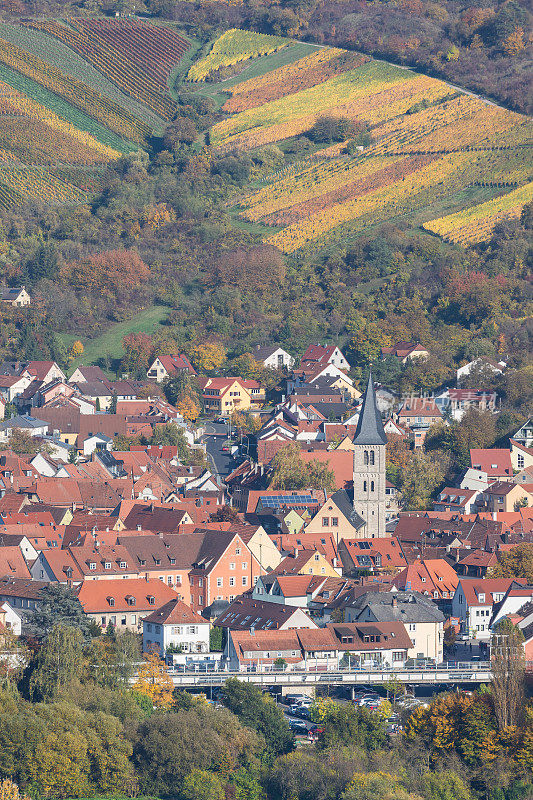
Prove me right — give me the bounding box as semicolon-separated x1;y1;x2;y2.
211;33;532;251
0;18;191;209
25;18;189;120
187;29;288;82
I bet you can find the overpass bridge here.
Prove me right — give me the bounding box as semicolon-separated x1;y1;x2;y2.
166;661;493;691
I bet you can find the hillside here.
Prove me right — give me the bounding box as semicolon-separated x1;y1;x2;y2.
0;17;528;403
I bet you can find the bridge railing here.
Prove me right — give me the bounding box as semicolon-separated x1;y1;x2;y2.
166;661;492;675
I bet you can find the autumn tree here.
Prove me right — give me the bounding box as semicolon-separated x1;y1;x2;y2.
132;651;174;709
29;624;84;700
189;341;227;373
394;449;447;509
67;340;84;361
269;443;336;492
346;321;391;368
61;249;150;302
491;620;525;729
0;780;30;800
490;544;533;583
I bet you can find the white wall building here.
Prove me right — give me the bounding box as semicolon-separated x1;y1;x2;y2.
142;597;210;657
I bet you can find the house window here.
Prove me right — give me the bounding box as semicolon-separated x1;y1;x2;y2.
131;615;136;624
119;561;127;569
148;596;155;605
370;451;375;465
517;454;524;469
392;651;404;661
364;451;369;465
89;562;96;570
198;596;203;605
364;481;367;492
331;517;338;526
127;597;136;606
199;578;203;587
371;481;374;492
188;626;198;634
217;577;223;588
104;562;111;570
322;517;329;527
229;577;235;587
108;597;115;606
242;576;247;586
230;562;235;570
101;616;106;626
121;616;127;626
235;548;241;555
314;554;320;561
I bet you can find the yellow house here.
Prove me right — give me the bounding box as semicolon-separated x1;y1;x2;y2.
283;509;306;535
483;481;533;513
200;377;265;415
304;490;366;540
510;439;533;471
276;548;340;577
328;375;361;400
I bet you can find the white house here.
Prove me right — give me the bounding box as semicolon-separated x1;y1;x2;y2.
0;415;48;443
451;579;519;640
460;468;490;492
0;601;23;635
142;597;210;657
83;433;113;457
457;357;506;382
252;345;294;371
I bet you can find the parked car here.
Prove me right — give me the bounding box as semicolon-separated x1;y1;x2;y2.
289;719;308;735
285;693;310;705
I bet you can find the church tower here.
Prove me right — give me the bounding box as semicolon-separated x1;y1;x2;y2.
352;374;387;538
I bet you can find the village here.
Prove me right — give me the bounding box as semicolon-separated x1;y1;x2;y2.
0;337;531;682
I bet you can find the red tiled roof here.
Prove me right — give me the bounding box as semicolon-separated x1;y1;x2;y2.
470;449;513;478
143;597;204;625
0;546;30;578
299;449;353;490
458;578;524;607
77;577;178;613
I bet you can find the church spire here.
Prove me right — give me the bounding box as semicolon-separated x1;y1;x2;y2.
353;373;387;446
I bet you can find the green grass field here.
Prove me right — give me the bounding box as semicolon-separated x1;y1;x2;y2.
0;61;139;154
61;305;170;375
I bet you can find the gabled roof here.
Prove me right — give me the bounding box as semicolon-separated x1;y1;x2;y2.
470;449;513;478
77;577;178;613
457;578;523;607
156;354;196;376
0;546;30;578
352;374;387;446
215;596;314;630
143;597;205;625
329;488;365;531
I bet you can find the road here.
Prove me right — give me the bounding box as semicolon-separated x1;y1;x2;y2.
202;421;233;479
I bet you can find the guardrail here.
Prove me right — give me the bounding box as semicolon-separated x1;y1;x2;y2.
165;662;493;687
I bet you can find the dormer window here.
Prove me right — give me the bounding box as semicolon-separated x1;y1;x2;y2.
104;561;111;569
478;593;485;603
127;596;136;606
89;562;96;570
119;561;127;569
154;559;161;565
169;558;176;565
108;597;115;607
147;595;155;605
